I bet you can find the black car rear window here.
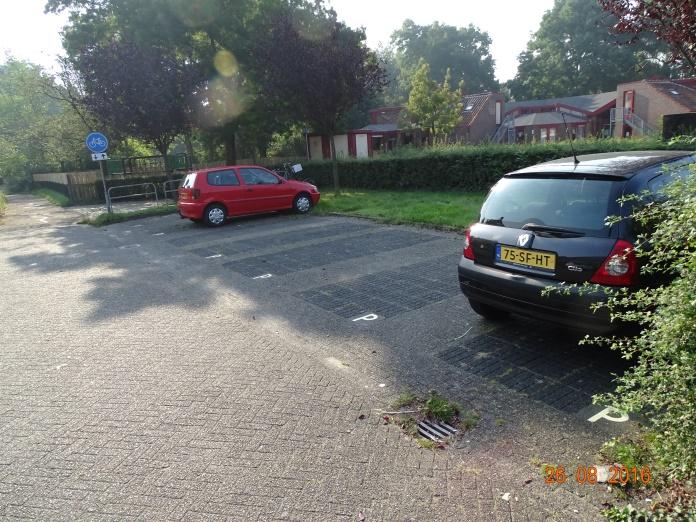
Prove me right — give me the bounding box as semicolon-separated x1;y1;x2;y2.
480;176;622;237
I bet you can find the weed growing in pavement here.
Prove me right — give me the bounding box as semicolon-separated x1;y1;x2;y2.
458;411;480;431
423;391;460;423
600;434;657;477
384;390;478;450
391;391;418;410
415;438;440;450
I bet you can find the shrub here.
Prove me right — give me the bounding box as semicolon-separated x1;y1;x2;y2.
552;165;696;483
271;138;694;191
0;191;6;217
594;167;696;481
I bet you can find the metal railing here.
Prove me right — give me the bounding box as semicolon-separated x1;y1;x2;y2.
106;182;158;213
609;108;657;137
162;179;183;200
490;115;515;143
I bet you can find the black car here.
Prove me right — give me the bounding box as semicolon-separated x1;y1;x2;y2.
458;150;695;334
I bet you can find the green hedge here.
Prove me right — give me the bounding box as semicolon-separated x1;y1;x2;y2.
274;138;695;191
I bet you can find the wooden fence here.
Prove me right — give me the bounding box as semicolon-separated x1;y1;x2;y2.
33;171;101;203
32;157;306;204
32;170;169;204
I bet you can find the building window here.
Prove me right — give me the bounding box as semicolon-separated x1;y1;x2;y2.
549;128;557;142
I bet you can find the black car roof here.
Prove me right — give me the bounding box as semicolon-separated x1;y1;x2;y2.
507;150;695;178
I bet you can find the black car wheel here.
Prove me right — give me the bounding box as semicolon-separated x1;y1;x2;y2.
204;204;227;227
468;299;510;321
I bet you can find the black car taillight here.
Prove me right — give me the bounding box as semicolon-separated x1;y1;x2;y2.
463;228;475;260
590;239;638;286
192;188;201;199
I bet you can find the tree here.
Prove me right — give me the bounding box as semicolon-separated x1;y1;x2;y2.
256;5;387;192
508;0;676;100
391;20;498;94
46;0;306;164
404;61;463;143
70;39;204;172
598;0;696;74
0;58;86;188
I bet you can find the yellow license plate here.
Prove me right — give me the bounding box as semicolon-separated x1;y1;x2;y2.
497;245;556;271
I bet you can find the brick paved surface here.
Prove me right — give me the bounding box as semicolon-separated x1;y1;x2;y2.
0;195;632;520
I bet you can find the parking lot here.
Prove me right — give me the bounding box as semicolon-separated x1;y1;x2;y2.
0;195;632;520
146;211;628;422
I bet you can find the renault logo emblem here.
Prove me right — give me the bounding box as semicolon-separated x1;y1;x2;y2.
517;233;533;248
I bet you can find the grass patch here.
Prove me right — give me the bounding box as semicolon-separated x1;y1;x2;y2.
0;191;6;218
391;391;418;410
32;188;71;207
314;189;485;229
415;437;440;450
80;204;177;226
459;410;481;431
423;391;460;424
384;390;479;450
600;435;656;473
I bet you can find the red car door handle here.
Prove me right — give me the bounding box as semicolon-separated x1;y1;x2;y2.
247;188;253;192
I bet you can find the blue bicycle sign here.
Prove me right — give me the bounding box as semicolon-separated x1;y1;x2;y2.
85;132;109;153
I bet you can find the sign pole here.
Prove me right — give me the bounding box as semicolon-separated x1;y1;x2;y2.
99;160;111;213
85;132;110;213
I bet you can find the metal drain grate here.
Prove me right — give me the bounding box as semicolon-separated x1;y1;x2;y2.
417;420;458;441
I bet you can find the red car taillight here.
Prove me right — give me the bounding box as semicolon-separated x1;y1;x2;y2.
463;228;475;260
590;239;638;286
192;189;201;200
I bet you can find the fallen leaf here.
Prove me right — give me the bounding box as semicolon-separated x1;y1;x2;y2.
358;414;366;420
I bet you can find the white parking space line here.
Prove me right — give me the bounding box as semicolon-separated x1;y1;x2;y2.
352;313;379;322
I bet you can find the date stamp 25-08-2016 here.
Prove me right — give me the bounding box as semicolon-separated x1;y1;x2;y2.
544;465;653;486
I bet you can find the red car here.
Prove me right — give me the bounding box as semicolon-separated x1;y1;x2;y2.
177;165;321;226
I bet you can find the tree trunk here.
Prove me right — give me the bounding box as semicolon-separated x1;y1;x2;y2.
330;133;340;195
184;128;195;169
224;132;237;165
157;143;172;181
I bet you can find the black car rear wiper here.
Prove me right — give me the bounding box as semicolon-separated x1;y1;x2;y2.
521;223;585;237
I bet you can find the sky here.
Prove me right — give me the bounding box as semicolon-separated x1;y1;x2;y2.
0;0;555;82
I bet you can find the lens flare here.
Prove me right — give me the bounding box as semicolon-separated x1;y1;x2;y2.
192;75;250;128
214;50;239;77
